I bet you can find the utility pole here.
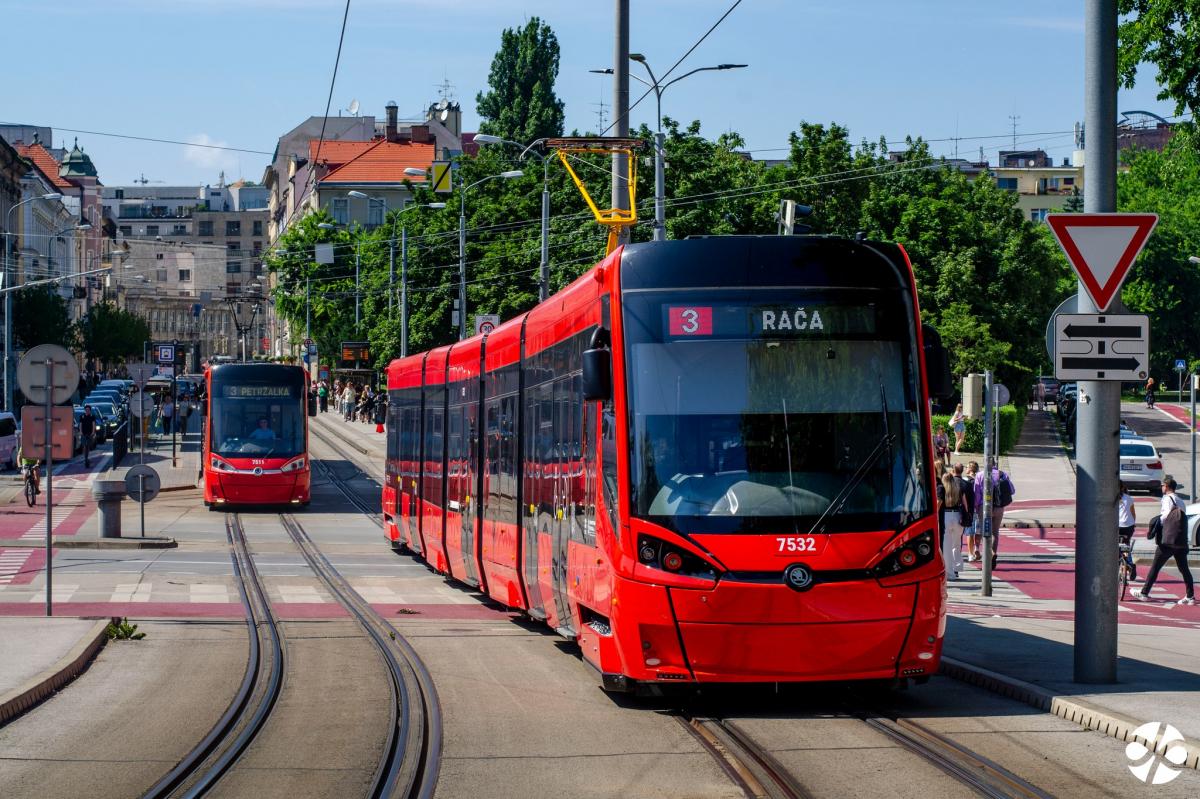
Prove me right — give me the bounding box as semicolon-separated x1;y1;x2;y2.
1075;0;1119;684
388;232;396;315
354;244;361;335
401;226;409;357
458;203;467;340
611;0;631;246
540;155;550;301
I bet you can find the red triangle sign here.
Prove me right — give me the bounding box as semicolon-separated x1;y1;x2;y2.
1046;213;1158;311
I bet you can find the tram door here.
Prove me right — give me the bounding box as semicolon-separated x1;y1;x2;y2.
522;379;551;621
548;375;576;636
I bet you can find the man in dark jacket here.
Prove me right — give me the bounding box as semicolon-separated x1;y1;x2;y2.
1135;477;1195;603
80;406;97;468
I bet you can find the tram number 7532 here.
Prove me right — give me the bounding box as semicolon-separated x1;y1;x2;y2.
776;536;818;554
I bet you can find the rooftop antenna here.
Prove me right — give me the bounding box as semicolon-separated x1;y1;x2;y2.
435;74;456;103
133;173;163;185
592;97;609;133
346;98;360;117
1009;113;1020;149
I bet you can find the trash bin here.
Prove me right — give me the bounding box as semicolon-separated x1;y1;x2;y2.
93;480;125;538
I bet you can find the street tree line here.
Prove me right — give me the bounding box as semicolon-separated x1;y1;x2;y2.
267;14;1200;400
13;287;151;369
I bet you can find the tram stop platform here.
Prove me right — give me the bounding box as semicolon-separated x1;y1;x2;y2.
0;617;111;725
310;412;387;461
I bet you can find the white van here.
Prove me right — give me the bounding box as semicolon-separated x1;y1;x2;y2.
0;412;17;469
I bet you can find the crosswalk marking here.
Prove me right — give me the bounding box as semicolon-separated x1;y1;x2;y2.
0;551;31;584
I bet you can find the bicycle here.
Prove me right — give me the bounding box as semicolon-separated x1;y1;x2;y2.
20;464;37;507
1119;541;1137;600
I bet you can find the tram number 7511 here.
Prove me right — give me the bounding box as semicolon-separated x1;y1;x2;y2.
776;536;818;554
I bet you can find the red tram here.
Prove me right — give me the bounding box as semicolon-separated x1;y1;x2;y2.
383;236;951;690
203;363;314;508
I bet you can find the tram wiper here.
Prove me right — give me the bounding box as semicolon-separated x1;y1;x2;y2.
805;431;895;536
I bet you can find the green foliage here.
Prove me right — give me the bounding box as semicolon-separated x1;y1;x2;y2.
932;405;1026;455
12;285;75;350
1118;0;1200;117
1117;128;1200;377
77;302;151;367
475;17;565;142
105;617;145;640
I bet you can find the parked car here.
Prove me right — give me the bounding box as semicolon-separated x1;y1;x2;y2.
1119;440;1165;495
0;412;16;469
1119;429;1146;440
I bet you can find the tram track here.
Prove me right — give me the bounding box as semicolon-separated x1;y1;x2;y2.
679;715;812;799
142;514;284;799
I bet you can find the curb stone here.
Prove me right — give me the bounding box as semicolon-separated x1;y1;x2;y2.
1;537;177;549
940;655;1199;770
0;617;113;727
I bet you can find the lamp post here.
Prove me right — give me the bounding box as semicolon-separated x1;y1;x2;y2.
4;192;64;411
474;135;553;301
47;221;90;286
390;201;445;357
457;170;523;338
593;59;746;241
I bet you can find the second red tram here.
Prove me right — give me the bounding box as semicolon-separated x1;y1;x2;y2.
203;363;314;508
383;235;950;689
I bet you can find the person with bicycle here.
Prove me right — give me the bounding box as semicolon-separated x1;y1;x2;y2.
1117;482;1137;582
16;443;40;497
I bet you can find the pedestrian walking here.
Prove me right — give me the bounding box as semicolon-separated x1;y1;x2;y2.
973;458;1015;568
954;463;975;558
1145;376;1157;408
160;397;175;436
341;383;357;421
949;404;967;454
1035;381;1046;411
318;381;329;412
1135;478;1195;604
940;473;966;579
79;405;97;468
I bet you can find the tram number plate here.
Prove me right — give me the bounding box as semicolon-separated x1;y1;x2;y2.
776;536;818;554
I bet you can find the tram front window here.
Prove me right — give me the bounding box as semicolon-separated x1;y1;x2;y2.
211;384;305;458
624;291;929;535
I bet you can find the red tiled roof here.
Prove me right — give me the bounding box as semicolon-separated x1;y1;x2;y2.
310;138;433;185
15;143;75;190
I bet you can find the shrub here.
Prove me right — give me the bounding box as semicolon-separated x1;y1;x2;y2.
932;404;1026;455
104;618;146;641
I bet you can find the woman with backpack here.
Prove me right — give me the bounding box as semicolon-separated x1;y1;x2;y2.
1134;477;1195;604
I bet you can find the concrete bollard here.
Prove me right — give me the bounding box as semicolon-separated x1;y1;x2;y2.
92;480;126;538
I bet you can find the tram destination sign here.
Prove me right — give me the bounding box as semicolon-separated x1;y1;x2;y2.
664;303;877;339
1053;313;1149;381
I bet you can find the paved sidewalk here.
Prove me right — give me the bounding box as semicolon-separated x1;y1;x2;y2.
0;617;109;724
108;436;201;491
310;411;386;461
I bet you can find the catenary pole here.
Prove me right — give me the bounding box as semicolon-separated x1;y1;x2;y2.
540;156;550;301
611;0;631;246
1075;0;1119;684
1191;373;1196;501
981;371;993;597
401;226;409;357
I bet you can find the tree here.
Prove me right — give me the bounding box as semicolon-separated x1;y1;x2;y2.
1063;185;1084;212
77;302;151;367
12;286;75;350
475;17;566;143
1118;0;1200;117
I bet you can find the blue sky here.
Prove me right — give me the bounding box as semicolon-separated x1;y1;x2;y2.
2;0;1176;186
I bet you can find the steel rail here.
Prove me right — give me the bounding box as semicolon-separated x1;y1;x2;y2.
142;514;285;799
676;715;812;799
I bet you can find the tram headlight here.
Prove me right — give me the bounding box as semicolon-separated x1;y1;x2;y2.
280;457;306;473
636;535;718;579
210;457;233;471
872;530;937;578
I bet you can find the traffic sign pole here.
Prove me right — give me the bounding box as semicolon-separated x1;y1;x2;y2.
44;358;53;617
1075;0;1119;685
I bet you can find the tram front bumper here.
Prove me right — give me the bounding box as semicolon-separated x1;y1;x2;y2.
210;473;309;505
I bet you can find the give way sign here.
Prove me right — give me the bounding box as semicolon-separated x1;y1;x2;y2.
1045;213;1158;312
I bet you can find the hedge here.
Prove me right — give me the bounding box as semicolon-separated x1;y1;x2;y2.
932;404;1026;455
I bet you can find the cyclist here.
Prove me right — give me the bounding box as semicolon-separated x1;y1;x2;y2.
1117;482;1137;582
16;443;40;496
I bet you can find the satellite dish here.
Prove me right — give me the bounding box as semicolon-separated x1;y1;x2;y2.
439;108;450;122
436;99;449;111
348;98;360;116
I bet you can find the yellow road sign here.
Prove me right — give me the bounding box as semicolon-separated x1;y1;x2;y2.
431;161;452;194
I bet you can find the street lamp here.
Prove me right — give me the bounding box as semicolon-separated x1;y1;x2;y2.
391;201;445;357
46;221;90;284
458;170;523;339
593;59;747;241
475;135;553;301
4;192;65;411
1188;256;1200;266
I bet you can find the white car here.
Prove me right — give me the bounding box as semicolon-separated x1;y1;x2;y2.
1119;440;1164;495
1183;502;1200;549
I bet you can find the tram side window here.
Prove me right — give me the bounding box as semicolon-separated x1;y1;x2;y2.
423;387;445;509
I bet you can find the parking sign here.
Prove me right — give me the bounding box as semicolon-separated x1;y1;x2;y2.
157;344;175;364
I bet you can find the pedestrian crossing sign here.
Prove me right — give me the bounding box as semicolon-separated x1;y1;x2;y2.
431;161;452;194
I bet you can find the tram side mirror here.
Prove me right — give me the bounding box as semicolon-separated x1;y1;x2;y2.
922;324;954;400
583;327;613;402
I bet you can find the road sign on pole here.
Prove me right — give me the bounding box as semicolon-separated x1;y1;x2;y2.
474;314;500;336
17;344;78;406
1053;313;1149;381
1045;213;1158;312
156;344;176;364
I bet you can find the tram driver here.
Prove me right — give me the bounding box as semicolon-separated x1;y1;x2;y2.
248;417;277;441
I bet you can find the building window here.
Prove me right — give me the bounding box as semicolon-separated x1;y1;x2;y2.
367;200;384;228
1030;209;1050;223
227;261;242;274
996;178;1018;191
252;261;263;276
119;226;132;237
252;220;263;236
146;225;159;236
252;241;262;255
173;224;187;235
332;198;348;225
1063;177;1075;186
198;220;213;236
156;253;164;260
225;221;241;236
156;269;168;282
114;189;124;199
179;269;192;282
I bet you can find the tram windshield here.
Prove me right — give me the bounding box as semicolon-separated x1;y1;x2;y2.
623;290;929;534
210;371;306;458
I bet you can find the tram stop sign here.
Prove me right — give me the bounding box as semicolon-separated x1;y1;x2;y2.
124;465;161;504
17;344;79;406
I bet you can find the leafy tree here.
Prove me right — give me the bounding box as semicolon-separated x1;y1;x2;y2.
475;17;566;142
1118;0;1200;117
12;285;75;350
77;302;151;367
